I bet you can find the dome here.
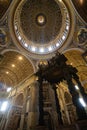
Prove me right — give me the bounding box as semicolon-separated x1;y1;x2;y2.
13;0;71;55
20;0;62;44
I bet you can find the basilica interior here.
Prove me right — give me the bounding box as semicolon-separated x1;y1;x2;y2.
0;0;87;130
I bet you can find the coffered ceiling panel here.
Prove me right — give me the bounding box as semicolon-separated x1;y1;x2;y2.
0;51;34;90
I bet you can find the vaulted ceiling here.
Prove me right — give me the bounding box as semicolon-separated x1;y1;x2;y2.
0;51;34;89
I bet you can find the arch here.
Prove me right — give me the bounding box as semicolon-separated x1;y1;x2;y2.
0;49;36;72
0;50;35;87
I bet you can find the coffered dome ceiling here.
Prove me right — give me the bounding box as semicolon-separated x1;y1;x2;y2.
9;0;75;58
20;0;62;44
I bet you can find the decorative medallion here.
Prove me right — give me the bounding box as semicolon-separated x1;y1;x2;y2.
14;0;70;55
77;28;87;45
0;29;7;47
36;13;47;26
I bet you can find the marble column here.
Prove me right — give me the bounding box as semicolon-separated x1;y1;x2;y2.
19;89;28;130
27;81;39;129
0;97;14;130
57;85;71;124
38;79;44;125
0;114;7;130
19;114;25;130
49;84;59;129
4;105;22;130
52;84;63;125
